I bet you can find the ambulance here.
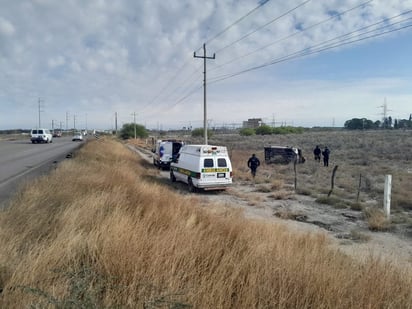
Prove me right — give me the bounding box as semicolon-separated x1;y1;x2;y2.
152;139;184;170
170;144;233;192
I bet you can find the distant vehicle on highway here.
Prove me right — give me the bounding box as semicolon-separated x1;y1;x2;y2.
72;133;83;141
30;128;53;144
53;131;62;137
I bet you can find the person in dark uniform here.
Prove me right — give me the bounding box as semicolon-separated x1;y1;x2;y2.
313;145;321;162
322;146;330;167
247;153;260;178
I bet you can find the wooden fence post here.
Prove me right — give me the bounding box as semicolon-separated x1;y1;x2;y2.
383;175;392;219
356;173;362;202
294;159;297;190
327;165;338;197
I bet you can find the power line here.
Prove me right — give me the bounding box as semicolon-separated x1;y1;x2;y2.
201;0;271;49
142;2;411;124
210;0;374;72
208;13;412;84
168;85;203;111
139;63;203;115
139;59;193;113
142;1;270;116
141;0;309;119
214;0;312;54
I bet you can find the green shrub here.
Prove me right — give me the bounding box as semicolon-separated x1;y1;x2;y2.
120;123;148;139
191;128;212;138
255;125;273;135
239;128;255;136
272;126;304;134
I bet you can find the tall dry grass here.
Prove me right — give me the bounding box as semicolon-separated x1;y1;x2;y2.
1;137;412;308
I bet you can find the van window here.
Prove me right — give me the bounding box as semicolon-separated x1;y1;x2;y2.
38;130;44;134
218;158;227;167
32;130;38;134
204;158;214;168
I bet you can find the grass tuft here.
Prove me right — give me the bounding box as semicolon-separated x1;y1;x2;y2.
364;207;391;231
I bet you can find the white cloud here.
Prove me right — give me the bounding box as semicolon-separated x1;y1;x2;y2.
0;17;15;36
0;0;411;130
48;55;66;68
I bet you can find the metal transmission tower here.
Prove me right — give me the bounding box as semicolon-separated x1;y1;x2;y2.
194;43;215;145
379;97;392;128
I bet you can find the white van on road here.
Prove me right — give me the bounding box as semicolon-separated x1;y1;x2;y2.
170;144;233;192
30;128;53;144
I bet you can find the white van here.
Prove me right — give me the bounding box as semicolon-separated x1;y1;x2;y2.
152;139;184;170
170;144;233;192
30;128;53;144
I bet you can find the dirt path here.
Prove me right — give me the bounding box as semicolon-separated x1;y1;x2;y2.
129;144;412;267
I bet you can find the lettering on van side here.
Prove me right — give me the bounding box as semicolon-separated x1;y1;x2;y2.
201;168;229;173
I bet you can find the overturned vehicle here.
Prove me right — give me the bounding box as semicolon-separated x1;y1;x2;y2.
264;146;305;164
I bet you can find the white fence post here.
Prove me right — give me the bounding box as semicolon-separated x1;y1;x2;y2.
383;175;392;219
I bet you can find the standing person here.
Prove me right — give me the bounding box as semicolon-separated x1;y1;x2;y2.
247;153;260;178
313;145;321;162
322;146;330;167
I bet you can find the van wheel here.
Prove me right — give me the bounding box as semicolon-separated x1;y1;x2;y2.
188;177;196;193
170;171;176;182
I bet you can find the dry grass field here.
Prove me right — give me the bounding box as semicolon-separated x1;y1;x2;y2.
0;132;411;308
207;129;412;218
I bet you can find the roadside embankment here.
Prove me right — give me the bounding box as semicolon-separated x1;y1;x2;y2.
0;137;411;308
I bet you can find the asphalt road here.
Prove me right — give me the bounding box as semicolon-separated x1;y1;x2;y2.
0;136;85;209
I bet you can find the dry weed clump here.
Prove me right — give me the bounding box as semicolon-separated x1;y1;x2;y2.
364;207;391;231
267;189;293;200
1;137;412;308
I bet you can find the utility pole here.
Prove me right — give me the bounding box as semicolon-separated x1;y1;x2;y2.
194;43;215;145
38;98;44;128
132;112;137;139
66;111;69;132
73;114;76;132
114;112;117;135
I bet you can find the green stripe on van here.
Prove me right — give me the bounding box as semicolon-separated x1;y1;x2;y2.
171;166;198;178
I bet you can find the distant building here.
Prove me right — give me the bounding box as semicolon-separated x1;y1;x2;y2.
242;118;263;129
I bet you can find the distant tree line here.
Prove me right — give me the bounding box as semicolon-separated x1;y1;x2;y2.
344;114;412;130
240;125;304;136
0;129;30;134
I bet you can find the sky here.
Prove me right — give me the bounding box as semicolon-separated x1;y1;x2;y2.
1;0;412;131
